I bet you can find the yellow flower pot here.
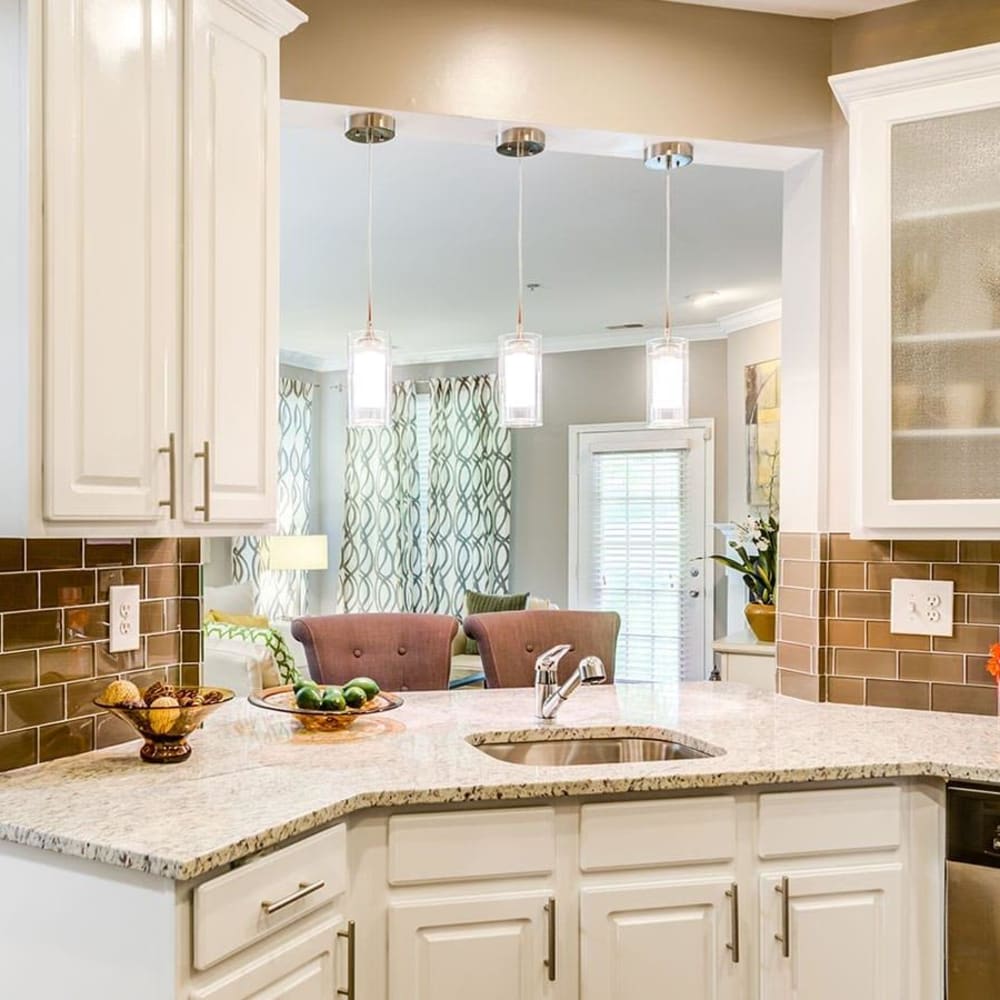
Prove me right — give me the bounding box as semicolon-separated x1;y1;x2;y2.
744;602;776;643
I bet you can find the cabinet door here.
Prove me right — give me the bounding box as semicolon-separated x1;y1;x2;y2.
42;0;179;521
184;0;279;525
580;879;741;1000
846;68;1000;531
760;865;902;1000
389;892;556;1000
189;917;339;999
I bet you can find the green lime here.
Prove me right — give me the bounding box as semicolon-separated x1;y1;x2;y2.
345;676;380;700
321;688;346;712
343;685;367;709
295;686;323;710
292;678;317;694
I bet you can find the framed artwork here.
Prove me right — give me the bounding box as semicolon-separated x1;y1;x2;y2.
745;358;780;509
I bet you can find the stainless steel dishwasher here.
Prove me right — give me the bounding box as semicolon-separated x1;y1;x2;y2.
947;783;1000;997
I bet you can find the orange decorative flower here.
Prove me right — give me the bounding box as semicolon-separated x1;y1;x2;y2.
987;643;1000;681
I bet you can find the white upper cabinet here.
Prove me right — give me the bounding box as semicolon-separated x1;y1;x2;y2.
27;0;305;535
184;0;283;525
832;43;1000;535
42;0;180;522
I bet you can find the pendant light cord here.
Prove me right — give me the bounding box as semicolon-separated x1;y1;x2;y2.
366;138;375;338
664;168;672;343
516;154;525;339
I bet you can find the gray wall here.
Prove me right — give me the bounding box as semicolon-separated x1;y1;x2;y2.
277;341;730;613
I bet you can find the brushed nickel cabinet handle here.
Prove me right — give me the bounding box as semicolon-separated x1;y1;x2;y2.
193;440;210;522
774;876;790;958
725;882;740;964
337;919;356;999
544;897;556;982
260;878;325;916
157;433;176;518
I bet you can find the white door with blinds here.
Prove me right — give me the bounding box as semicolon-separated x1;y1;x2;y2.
570;423;712;683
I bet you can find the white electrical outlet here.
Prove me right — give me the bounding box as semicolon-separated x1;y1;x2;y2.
889;578;954;637
108;584;141;653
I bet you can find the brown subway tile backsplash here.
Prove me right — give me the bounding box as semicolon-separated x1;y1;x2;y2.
0;537;202;772
783;531;1000;716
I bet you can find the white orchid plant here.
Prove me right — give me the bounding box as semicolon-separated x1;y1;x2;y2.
712;513;779;606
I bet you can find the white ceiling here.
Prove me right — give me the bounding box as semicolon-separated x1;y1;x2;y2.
280;124;783;370
660;0;914;17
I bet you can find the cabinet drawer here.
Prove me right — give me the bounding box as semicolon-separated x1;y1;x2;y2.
580;796;737;871
757;785;901;858
193;825;346;970
388;807;555;885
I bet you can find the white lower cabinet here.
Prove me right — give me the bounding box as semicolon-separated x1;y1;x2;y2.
580;879;742;1000
188;918;341;1000
388;891;556;1000
759;866;902;1000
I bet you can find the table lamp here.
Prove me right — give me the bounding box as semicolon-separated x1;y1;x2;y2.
265;534;328;617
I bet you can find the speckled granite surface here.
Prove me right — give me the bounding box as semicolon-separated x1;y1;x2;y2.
0;682;998;881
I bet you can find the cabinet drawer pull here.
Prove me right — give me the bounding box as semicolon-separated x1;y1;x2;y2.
544;896;556;982
725;882;740;963
260;878;325;916
774;876;790;958
337;919;356;999
157;432;176;518
194;440;210;522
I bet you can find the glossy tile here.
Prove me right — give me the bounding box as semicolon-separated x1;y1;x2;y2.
867;678;929;711
39;646;93;685
66;677;114;719
0;539;25;572
146;632;180;668
0;728;37;772
6;686;64;729
899;652;964;684
96;567;143;601
63;605;109;644
94;643;145;676
4;610;63;651
0;573;39;613
145;565;179;599
0;652;37;692
136;538;179;566
83;539;134;568
39;718;94;762
26;539;82;571
931;683;997;716
40;570;94;608
140;601;165;635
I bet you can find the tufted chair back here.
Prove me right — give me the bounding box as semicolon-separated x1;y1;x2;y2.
291;614;459;691
462;610;620;689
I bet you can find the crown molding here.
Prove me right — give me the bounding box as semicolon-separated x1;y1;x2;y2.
278;301;781;372
717;299;782;335
218;0;307;36
830;41;1000;115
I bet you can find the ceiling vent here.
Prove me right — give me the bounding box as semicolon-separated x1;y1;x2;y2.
606;322;646;331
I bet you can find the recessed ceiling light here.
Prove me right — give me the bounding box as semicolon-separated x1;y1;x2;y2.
686;290;721;307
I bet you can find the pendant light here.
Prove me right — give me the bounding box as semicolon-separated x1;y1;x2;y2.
496;126;546;428
345;112;396;428
644;141;693;428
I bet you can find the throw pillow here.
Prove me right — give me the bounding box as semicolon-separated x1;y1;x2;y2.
205;609;270;629
464;590;528;655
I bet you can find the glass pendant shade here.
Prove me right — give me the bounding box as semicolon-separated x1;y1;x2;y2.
646;336;689;427
499;332;543;428
347;329;392;428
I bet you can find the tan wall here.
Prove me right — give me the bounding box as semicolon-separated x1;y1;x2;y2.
832;0;1000;74
282;0;833;148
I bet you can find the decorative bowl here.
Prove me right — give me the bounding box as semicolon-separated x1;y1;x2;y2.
249;685;404;732
94;687;235;764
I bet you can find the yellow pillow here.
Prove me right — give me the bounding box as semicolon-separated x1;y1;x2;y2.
205;609;270;628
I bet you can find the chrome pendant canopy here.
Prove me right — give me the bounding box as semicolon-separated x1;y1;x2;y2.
496;126;546;158
344;111;396;145
644;140;694;171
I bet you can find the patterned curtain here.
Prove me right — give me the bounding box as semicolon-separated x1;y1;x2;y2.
426;375;512;614
338;382;423;612
232;377;314;619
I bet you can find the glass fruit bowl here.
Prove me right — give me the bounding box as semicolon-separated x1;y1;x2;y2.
249;685;404;731
94;687;235;764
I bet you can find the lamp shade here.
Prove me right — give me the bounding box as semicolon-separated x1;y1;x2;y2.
646;336;689;427
265;535;329;572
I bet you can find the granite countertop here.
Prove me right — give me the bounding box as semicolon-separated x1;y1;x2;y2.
1;682;999;881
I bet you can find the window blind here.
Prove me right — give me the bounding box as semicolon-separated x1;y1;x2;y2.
589;447;689;683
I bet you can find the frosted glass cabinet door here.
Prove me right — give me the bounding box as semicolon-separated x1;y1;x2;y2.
835;49;1000;532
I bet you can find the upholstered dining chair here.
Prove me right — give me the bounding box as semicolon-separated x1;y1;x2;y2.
291;613;459;691
462;610;620;689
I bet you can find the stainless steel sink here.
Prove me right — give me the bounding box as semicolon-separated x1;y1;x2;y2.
472;735;713;766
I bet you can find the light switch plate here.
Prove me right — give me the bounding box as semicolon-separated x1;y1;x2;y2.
108;584;141;653
890;578;954;637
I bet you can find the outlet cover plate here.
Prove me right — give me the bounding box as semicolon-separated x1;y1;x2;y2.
890;578;954;637
108;584;141;653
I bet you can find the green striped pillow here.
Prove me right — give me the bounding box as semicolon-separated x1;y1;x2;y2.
464;590;529;655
